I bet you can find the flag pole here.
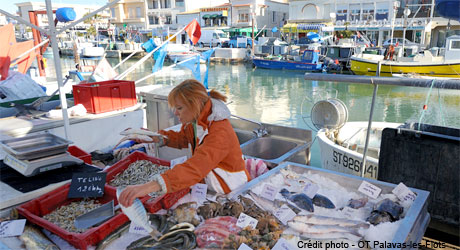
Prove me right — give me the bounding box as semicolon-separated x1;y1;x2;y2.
115;26;187;80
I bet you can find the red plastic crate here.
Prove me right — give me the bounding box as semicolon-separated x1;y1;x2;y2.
104;151;170;213
68;145;92;164
17;184;129;250
72;80;136;114
161;187;191;209
144;196;164;213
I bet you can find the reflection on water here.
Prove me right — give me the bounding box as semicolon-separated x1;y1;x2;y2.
83;58;460;167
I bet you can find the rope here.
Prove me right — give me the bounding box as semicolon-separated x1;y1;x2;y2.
417;79;436;131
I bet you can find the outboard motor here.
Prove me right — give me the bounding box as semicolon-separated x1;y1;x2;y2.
322;56;342;72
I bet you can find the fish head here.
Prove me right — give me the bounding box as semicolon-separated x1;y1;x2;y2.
279;188;291;198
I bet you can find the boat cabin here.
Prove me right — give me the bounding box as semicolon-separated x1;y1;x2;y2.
444;35;460;61
301;49;320;64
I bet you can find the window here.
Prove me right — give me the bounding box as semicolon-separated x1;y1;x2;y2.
165;15;172;24
336;4;348;21
163;0;171;8
362;3;374;21
272;11;276;23
129;8;134;18
149;16;154;24
176;0;184;7
451;40;460;49
154;16;159;24
238;10;249;22
136;7;141;18
111;8;115;18
153;0;159;9
350;4;361;21
376;2;389;20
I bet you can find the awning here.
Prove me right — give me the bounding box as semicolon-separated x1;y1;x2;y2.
238;27;258;33
222;27;238;32
210;14;218;18
297;23;325;32
282;23;297;33
202;14;211;19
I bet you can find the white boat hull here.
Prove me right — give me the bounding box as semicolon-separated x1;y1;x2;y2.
317;122;401;179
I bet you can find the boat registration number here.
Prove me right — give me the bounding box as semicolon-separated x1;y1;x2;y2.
332;150;378;178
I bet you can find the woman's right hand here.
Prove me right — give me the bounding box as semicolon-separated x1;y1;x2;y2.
134;135;162;144
118;181;161;207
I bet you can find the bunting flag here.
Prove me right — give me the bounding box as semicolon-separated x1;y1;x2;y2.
152;43;168;73
184;19;201;45
177;55;201;81
201;48;216;89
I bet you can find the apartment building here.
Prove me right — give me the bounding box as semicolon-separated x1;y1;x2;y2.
109;0;147;30
285;0;459;47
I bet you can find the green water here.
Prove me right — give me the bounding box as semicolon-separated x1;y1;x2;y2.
106;58;460;167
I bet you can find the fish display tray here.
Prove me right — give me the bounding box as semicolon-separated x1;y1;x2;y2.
161;187;190;209
0;133;72;160
72;80;136;114
68;145;92;165
229;162;431;248
104;151;170;212
17;184;129;250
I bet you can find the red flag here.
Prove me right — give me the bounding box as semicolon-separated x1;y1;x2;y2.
185;19;201;45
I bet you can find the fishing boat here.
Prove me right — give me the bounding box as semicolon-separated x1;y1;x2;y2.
350;35;460;78
317;121;402;179
252;49;324;71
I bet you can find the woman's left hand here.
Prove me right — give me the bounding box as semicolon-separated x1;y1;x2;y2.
118;181;160;207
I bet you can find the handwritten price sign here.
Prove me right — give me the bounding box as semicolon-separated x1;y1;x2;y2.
236;213;258;229
68;172;106;198
358;181;381;199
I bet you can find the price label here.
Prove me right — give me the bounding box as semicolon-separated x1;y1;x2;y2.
191;183;207;203
236;213;258;229
358;181;381;199
170;156;187;169
274;204;296;225
272;238;295;250
260;184;278;201
0;219;26;237
129;222;150;235
68;172;106;198
302;181;319;199
392;182;417;204
238;243;253;250
342;206;360;219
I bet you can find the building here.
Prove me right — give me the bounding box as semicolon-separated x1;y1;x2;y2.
109;0;147;31
15;2;109;29
284;0;460;47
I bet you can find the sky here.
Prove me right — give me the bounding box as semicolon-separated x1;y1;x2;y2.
4;0;107;14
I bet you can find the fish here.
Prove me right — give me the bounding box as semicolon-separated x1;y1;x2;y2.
273;199;301;214
96;222;130;250
247;191;278;214
374;198;404;220
292;215;370;229
312;194;336;209
301;232;362;242
20;225;59;250
128;223;196;250
287;221;359;235
116;188;162;241
280;188;314;212
367;211;393;225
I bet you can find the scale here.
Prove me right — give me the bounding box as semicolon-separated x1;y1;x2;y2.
0;133;83;177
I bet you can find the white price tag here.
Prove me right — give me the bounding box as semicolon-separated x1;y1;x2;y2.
392;182;417;204
238;243;253;250
302;181;319;199
274;204;296;225
260;184;278;201
170;156;187;169
128;222;150;235
358;181;382;199
272;238;295;250
0;219;26;237
236;213;258;229
191;183;207;203
342;206;360;219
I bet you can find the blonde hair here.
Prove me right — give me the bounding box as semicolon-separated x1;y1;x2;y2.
168;79;227;120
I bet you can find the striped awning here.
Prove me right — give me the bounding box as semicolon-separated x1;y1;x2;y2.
297;23;325;32
282;23;297;32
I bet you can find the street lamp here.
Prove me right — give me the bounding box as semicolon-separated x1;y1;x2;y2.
402;7;411;56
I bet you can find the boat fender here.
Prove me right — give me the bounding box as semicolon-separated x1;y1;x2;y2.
56;8;76;22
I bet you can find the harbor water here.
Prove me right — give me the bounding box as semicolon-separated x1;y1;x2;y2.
58;57;460;167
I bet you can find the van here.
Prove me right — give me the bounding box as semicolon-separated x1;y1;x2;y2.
198;29;229;47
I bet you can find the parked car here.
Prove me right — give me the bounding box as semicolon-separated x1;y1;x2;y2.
222;36;255;48
383;38;418;47
197;29;229;47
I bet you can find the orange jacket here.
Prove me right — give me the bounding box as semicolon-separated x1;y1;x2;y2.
158;98;249;194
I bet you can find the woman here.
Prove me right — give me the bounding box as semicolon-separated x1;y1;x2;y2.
119;79;250;207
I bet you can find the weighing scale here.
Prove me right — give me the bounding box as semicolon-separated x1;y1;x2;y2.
0;133;84;177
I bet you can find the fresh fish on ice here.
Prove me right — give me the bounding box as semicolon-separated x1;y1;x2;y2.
312;194;336;209
247;191;278;213
280;188;314;212
300;232;362;242
116;188;162;240
367;198;403;225
288;221;359;235
292;215;369;229
20;225;59;250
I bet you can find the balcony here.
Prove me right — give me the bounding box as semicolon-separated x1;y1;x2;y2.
124;17;145;23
